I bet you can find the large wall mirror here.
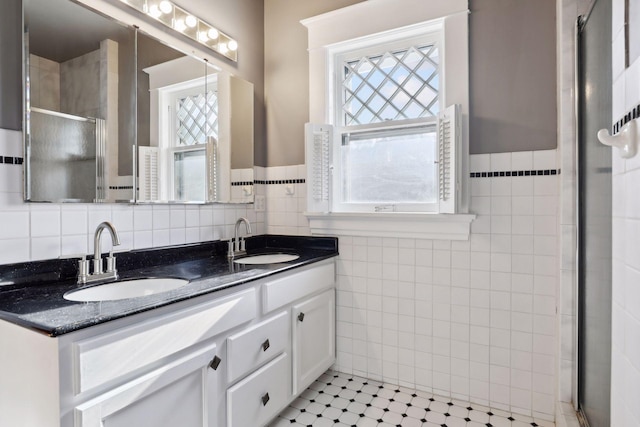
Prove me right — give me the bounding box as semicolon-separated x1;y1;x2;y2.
23;0;254;204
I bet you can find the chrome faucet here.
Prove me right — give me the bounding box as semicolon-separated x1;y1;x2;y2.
78;221;121;284
228;217;252;259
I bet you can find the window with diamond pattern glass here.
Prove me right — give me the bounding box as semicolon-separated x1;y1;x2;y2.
176;90;218;146
342;44;439;126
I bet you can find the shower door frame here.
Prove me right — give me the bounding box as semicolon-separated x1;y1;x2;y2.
574;0;613;424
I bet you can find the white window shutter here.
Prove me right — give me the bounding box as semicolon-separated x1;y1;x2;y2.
438;104;461;214
305;123;332;213
205;136;218;202
138;146;159;202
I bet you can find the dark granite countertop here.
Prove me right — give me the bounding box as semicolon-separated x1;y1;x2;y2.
0;235;338;337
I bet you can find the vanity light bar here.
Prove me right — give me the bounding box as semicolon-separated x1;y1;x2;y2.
119;0;238;61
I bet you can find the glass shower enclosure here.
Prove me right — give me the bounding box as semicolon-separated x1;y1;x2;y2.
26;108;106;202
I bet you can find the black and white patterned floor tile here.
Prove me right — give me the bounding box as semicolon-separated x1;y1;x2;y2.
269;370;555;427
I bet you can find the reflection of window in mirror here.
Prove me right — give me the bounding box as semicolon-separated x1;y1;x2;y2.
142;56;217;202
628;0;640;67
168;82;218;201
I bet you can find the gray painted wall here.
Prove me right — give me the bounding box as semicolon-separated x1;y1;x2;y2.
263;0;365;167
469;0;557;153
264;0;557;164
0;0;23;131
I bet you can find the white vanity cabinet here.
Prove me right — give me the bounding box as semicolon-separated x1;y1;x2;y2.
0;258;336;427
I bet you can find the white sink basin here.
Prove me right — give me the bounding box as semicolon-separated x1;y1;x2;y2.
233;253;300;265
64;278;189;302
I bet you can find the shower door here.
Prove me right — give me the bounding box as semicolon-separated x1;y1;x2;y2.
576;0;612;425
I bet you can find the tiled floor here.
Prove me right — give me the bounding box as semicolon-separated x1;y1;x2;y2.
269;370;554;427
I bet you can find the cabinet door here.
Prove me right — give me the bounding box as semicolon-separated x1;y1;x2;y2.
292;289;335;394
73;342;219;427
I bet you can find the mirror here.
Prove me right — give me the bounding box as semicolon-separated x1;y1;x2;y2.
23;0;254;205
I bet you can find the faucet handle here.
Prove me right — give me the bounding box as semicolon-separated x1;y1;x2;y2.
227;239;234;259
106;251;117;274
77;256;90;284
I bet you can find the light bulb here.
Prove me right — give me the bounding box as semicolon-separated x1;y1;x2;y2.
159;0;172;14
185;15;197;28
198;31;209;42
174;19;186;32
228;40;238;51
148;4;161;18
207;28;219;40
219;43;228;54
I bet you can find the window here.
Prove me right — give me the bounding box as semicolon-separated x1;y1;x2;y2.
306;22;462;215
302;1;473;239
333;34;444;213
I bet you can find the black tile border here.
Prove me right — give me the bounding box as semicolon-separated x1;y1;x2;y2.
613;103;640;134
254;178;305;185
231;181;255;186
470;169;560;178
108;186;134;190
0;156;23;165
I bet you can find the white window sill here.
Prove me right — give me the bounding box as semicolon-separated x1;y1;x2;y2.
304;212;476;240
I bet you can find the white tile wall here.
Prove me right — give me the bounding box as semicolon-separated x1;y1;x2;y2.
610;1;640;425
273;150;560;420
0;129;264;264
260;164;309;236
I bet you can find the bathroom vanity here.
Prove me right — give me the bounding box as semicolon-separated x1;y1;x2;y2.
0;235;338;427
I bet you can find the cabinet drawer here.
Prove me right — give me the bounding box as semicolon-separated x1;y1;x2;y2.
226;352;290;427
262;261;334;314
73;288;256;394
227;311;288;384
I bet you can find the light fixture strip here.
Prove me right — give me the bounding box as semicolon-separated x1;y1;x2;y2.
119;0;238;61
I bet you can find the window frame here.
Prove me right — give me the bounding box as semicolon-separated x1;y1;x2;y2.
302;0;474;239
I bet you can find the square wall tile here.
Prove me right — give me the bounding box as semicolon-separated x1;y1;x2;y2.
0;211;30;239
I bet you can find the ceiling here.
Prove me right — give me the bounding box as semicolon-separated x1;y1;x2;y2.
25;0;132;63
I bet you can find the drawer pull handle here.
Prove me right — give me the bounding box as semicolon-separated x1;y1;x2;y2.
262;339;270;352
261;392;270;406
209;355;222;370
298;312;305;322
